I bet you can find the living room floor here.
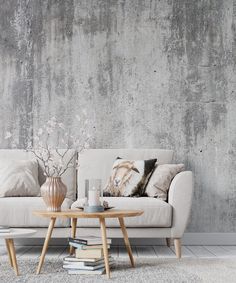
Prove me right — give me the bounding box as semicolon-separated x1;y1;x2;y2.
1;245;236;260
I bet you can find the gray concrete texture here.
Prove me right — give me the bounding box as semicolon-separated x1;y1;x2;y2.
0;0;236;232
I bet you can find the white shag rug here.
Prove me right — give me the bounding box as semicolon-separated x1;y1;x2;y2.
1;258;236;283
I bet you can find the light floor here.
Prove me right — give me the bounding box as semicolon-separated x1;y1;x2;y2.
1;245;236;260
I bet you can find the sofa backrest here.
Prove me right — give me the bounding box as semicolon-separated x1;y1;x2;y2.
77;149;174;198
0;149;77;200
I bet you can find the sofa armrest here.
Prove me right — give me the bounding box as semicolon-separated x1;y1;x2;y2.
168;171;193;238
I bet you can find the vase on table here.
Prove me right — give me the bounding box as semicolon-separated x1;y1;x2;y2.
40;177;67;212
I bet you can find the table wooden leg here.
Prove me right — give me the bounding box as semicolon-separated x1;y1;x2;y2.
100;218;110;278
36;217;56;275
5;239;13;267
7;239;19;276
119;217;135;267
69;218;77;255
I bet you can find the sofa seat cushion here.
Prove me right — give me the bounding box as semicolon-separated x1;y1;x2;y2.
0;197;73;227
71;197;172;228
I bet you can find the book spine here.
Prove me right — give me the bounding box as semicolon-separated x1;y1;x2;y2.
75;249;103;259
69;242;85;250
68;237;87;245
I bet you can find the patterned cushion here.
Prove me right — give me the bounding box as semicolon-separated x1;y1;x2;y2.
103;158;157;197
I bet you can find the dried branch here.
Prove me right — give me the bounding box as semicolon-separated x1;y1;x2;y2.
11;115;93;177
56;148;69;159
59;152;77;176
29;150;50;177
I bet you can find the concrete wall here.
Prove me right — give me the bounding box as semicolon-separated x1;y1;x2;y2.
0;0;235;232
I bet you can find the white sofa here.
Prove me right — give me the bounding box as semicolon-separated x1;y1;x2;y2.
0;149;193;258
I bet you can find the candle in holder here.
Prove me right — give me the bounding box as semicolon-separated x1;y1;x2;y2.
88;187;101;206
84;179;104;212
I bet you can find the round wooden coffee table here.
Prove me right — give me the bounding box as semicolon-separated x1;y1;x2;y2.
0;228;36;275
34;209;143;278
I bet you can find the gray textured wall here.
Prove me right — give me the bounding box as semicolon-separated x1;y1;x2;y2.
0;0;236;232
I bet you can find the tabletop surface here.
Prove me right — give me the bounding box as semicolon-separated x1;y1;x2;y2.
0;228;36;239
33;209;144;219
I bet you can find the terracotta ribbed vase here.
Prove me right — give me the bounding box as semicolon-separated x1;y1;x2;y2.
40;177;67;212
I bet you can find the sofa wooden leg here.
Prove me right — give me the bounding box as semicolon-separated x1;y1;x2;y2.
174;238;181;259
166;238;171;247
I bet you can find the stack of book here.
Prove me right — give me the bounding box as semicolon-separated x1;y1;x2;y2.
63;236;114;275
0;226;10;233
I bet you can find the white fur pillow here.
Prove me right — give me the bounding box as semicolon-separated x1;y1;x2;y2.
145;164;185;201
0;159;40;197
103;158;157;197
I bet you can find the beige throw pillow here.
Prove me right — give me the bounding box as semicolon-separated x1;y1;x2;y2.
0;159;40;197
145;164;185;201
